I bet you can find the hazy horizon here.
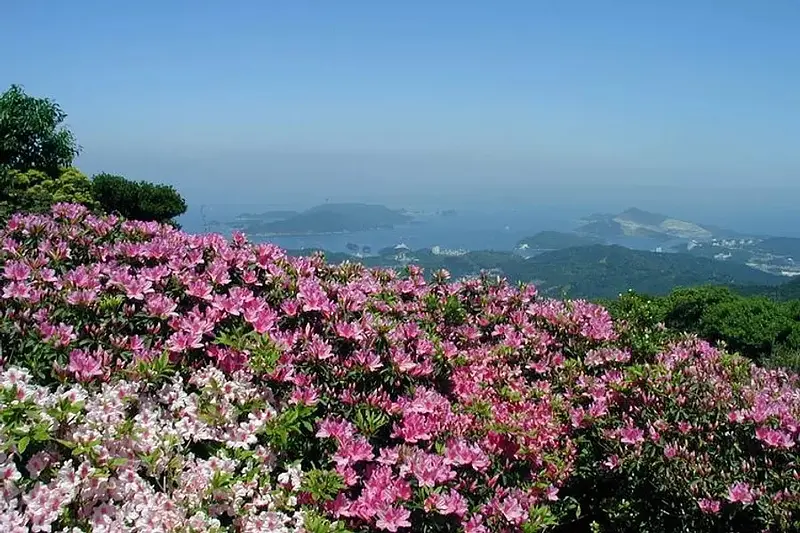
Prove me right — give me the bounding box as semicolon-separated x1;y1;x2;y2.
3;1;799;224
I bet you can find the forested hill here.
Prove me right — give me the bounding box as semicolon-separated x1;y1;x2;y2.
734;276;800;300
290;244;786;300
525;245;783;299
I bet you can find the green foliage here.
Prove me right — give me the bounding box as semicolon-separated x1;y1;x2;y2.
0;167;97;220
768;341;800;374
0;86;188;222
0;85;80;177
663;285;738;332
300;468;346;503
601;291;675;361
606;285;800;370
737;276;800;301
698;297;795;362
0;85;186;222
91;172;187;223
0;385;54;454
303;510;353;533
352;404;390;437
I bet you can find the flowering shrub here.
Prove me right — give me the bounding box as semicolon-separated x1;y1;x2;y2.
0;204;798;532
0;365;320;533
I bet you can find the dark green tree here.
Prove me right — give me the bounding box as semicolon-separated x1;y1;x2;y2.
92;173;187;224
0;85;80;177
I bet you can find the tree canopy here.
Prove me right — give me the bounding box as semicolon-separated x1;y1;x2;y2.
92;172;187;224
0;85;80;177
605;285;800;371
0;84;187;224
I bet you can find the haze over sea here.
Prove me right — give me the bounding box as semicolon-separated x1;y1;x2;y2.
181;194;800;255
6;2;799;248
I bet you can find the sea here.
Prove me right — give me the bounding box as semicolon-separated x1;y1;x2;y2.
176;203;770;255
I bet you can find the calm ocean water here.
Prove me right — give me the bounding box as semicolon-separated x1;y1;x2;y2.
183;207;583;253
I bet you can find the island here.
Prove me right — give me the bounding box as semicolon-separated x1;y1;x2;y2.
516;231;602;254
234;210;300;222
230;203;413;236
576;207;724;241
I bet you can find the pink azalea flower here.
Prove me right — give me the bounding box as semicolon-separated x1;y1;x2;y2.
375;506;411;532
618;426;645;445
698;498;721;514
67;349;104;382
727;482;755;504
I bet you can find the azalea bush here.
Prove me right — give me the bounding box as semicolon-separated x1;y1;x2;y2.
0;204;798;532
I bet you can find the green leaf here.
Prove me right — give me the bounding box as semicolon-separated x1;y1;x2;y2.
17;436;30;454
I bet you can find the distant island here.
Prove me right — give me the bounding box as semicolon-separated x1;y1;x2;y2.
235;210;299;222
235;204;800;281
513;209;742;254
516;231;601;254
576;207;737;241
231;203;413;236
516;208;800;278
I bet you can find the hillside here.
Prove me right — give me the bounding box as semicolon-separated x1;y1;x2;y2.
516;230;601;251
526;245;784;299
233;202;412;235
295;244;786;300
676;235;800;277
734;276;800;300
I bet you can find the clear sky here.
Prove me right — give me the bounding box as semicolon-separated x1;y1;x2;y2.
3;1;799;214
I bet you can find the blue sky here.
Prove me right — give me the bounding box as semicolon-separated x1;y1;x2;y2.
3;1;799;213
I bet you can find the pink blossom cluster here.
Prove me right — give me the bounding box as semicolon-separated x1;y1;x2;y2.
0;204;798;532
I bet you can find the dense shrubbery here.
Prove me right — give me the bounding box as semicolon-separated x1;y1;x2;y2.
0;85;80;177
605;287;800;372
0;205;798;532
0;167;98;220
91;173;187;224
